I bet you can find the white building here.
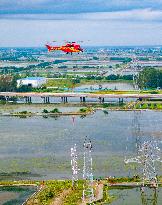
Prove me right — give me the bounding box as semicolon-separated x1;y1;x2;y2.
17;77;47;88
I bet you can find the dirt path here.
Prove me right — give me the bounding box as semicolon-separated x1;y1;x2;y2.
95;183;104;201
50;188;72;205
80;183;103;205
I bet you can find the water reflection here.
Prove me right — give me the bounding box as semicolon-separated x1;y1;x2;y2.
75;82;134;91
141;187;158;205
0;186;37;205
108;187;161;205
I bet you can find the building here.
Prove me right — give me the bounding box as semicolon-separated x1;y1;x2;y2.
17;77;47;88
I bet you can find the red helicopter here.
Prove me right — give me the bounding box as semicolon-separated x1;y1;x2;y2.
46;41;83;55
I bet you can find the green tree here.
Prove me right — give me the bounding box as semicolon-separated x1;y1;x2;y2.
106;74;119;80
50;108;60;113
42;109;48;113
17;85;32;92
137;68;162;89
0;75;18;92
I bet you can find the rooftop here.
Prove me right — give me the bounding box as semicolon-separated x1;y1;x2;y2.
18;77;46;81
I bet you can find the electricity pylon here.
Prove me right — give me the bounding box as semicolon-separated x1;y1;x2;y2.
131;55;139;90
71;144;79;187
82;137;94;203
125;140;161;187
132;111;142;154
140;186;158;205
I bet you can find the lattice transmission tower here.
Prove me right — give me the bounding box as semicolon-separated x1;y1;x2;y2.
82;137;94;203
71;144;79;187
131;55;139;90
125;140;161;187
140;187;158;205
132;111;141;154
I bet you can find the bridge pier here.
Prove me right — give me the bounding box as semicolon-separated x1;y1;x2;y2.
138;97;143;101
42;97;50;103
80;97;86;103
83;97;86;103
29;97;32;103
25;97;32;103
99;97;105;103
61;97;68;103
5;96;9;101
119;98;123;104
46;97;50;103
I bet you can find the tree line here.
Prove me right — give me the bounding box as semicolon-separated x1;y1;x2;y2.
136;67;162;89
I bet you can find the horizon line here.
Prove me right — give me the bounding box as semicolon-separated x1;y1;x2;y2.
0;44;162;48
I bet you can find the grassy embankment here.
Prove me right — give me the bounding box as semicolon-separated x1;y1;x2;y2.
7;180;83;205
0;107;94;117
0;180;112;205
1;177;162;205
91;100;162;111
93;89;162;94
0;180;83;205
125;101;162;110
1;102;162;114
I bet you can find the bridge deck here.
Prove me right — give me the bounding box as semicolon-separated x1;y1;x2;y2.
0;92;162;99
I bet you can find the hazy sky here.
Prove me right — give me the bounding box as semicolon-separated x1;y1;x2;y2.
0;0;162;47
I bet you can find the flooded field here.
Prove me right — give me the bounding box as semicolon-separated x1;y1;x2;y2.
0;186;37;205
106;187;162;205
0;110;162;180
75;82;134;91
0;104;81;114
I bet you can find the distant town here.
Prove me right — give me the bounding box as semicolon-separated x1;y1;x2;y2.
0;46;162;93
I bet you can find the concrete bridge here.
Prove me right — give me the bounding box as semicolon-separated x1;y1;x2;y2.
0;92;162;103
